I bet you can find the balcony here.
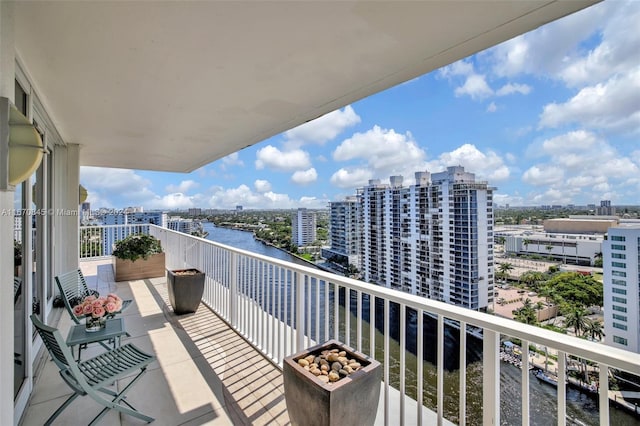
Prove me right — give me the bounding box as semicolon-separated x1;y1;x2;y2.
23;225;640;425
23;258;289;425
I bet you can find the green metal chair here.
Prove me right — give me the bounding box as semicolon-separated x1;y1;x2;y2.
55;269;132;324
31;314;156;425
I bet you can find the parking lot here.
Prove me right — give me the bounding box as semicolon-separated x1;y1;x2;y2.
492;285;549;319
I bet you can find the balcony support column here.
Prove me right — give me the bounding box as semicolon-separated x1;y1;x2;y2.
0;3;15;424
483;329;500;425
52;144;80;275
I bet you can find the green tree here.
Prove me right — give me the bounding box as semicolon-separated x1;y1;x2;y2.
543;272;603;309
583;318;605;342
545;244;553;258
513;298;538;325
593;252;603;268
563;307;588;337
519;271;545;292
498;262;514;275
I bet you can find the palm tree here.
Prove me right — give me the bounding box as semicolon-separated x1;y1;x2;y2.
514;298;538;325
583;318;605;342
498;262;514;275
545;244;553;259
523;238;531;253
563;307;593;382
563;307;587;337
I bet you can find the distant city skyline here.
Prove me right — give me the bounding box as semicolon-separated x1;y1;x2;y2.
80;1;639;210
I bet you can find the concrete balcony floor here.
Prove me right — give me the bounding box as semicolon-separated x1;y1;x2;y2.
21;260;290;426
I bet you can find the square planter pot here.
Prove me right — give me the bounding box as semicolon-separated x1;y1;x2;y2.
283;339;381;426
167;268;205;315
114;252;165;282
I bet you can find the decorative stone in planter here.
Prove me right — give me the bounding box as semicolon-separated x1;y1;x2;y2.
283;339;382;426
167;268;205;314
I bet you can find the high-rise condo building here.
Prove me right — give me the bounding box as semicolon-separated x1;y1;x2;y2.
292;208;316;247
167;216;197;235
597;200;616;216
603;225;640;353
102;212;168;255
358;166;494;311
324;197;360;271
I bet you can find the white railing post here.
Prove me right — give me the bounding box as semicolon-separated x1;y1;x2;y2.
295;271;305;352
557;351;566;426
521;339;530;426
230;251;238;328
483;329;500;426
599;363;609;425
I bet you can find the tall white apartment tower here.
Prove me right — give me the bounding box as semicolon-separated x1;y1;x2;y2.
603;226;640;353
358;166;494;311
325;197;360;269
359;179;395;287
292;208;317;247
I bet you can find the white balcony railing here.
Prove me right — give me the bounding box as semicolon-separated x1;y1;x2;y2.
98;224;639;425
79;224;151;259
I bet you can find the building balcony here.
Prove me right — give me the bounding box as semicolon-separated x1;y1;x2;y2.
23;225;640;425
23;258;289;425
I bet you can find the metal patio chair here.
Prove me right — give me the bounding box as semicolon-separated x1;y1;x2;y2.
55;269;133;325
31;314;156;425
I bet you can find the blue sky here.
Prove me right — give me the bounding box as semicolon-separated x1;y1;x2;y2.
81;1;640;210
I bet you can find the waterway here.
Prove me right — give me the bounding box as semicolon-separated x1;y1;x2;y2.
204;223;638;425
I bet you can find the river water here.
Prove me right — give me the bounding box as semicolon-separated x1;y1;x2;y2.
204;223;638;425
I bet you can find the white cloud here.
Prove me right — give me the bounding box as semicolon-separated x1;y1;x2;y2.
522;165;565;186
81;167;157;208
530;187;582;205
439;60;474;78
486;102;497;113
426;144;511;183
221;152;244;168
166;180;198;193
330;167;374;189
496;83;531;96
530;131;632;177
205;184;328;209
493;192;524;207
540;130;598;156
539;70;640;134
254;179;272;193
559;2;640;87
146;193;196;210
488;2;611;78
291;168;318;185
255;145;312;171
565;175;606;188
521;130;640;204
284;106;361;148
333;125;427;176
454;74;493;100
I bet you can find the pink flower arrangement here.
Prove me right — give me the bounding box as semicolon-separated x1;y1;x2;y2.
73;293;123;319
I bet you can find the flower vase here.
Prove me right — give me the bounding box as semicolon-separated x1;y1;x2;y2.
85;315;106;332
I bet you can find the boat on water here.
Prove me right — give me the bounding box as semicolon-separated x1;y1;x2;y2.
534;369;560;387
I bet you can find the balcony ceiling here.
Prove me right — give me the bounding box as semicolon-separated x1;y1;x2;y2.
14;1;597;173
